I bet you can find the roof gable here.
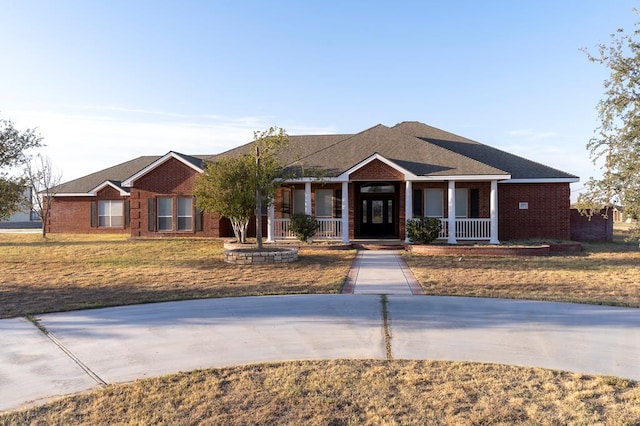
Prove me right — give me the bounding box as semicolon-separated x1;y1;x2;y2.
122;152;204;188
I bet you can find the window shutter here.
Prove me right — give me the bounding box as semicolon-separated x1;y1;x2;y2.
124;200;130;227
412;189;423;217
195;206;203;232
148;198;156;232
470;189;480;218
90;201;97;227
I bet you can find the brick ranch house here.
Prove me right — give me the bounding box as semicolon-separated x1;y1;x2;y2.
47;121;579;243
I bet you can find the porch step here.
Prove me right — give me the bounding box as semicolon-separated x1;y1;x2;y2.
352;240;406;251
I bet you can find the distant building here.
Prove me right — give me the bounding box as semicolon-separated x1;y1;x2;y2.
0;187;41;228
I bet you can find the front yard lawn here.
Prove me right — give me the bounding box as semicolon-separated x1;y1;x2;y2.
0;234;355;319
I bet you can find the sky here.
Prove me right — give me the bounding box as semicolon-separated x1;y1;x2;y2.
1;1;638;201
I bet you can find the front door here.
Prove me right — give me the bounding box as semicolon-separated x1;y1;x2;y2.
360;197;396;237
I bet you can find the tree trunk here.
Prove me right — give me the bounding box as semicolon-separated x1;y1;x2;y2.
231;218;249;244
255;145;263;249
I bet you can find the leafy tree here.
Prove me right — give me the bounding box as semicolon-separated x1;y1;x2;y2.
252;127;289;249
194;127;289;246
24;154;62;238
194;155;256;243
0;115;43;219
578;20;640;242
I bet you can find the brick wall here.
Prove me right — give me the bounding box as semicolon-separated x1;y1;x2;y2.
349;159;404;181
570;209;613;242
47;186;130;234
498;183;571;240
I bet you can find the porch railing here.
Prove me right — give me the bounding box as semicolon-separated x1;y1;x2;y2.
437;218;491;240
273;218;343;239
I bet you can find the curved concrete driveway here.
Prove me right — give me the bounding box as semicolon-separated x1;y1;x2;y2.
2;294;640;412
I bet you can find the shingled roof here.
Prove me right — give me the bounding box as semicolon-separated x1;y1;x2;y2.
392;121;579;180
280;124;508;178
53;156;161;194
53;121;578;195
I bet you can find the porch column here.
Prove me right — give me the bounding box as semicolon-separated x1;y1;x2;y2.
266;203;275;242
404;181;413;243
304;182;312;215
490;179;500;244
447;180;457;244
341;181;349;243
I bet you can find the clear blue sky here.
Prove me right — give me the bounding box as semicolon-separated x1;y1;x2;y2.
1;1;638;200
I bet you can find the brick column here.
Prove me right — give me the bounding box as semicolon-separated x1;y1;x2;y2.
404;180;413;243
341;181;349;243
490;179;499;244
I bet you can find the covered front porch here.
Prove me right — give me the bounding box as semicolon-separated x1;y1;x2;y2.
266;179;500;244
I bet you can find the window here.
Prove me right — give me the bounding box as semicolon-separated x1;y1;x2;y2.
157;198;173;231
456;188;468;218
98;200;123;227
293;189;306;214
360;183;395;193
424;188;443;217
178;197;193;231
315;189;333;217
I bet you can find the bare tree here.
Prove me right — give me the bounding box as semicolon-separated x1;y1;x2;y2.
24;154;61;238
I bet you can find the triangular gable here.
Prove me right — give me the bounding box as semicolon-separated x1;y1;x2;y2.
89;181;129;196
338;153;417;181
122;152;204;188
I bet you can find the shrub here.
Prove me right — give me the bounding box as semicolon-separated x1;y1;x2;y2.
406;217;442;244
290;213;318;242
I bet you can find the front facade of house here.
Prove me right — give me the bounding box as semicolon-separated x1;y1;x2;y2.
47;122;579;242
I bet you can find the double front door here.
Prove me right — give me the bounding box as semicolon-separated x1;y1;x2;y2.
359;196;396;238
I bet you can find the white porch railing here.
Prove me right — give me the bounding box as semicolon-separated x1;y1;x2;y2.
274;218;343;239
437;218;491;240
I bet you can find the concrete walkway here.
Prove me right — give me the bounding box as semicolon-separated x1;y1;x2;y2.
342;250;423;295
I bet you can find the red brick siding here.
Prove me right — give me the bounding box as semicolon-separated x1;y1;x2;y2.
570;209;613;242
349;159;404;181
498;183;571;240
47;186;130;234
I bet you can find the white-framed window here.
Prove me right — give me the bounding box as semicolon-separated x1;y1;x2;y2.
424;188;444;217
98;200;124;227
157;197;173;231
456;188;468;218
315;189;333;217
293;189;306;214
177;197;193;231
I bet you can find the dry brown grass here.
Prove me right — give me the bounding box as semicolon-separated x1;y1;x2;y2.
404;236;640;307
2;360;639;425
0;234;355;319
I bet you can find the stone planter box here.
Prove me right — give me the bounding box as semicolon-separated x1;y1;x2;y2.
224;248;298;264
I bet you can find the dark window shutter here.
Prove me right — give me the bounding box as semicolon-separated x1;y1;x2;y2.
90;201;98;227
470;189;480;218
412;189;423;217
148;198;156;232
195;206;203;232
334;190;342;218
124;200;130;227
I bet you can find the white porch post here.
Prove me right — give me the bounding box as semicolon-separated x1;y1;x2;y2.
266;203;275;242
341;181;349;243
304;182;312;215
490;179;500;244
405;180;413;243
447;180;457;244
